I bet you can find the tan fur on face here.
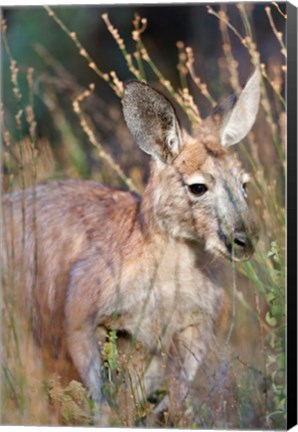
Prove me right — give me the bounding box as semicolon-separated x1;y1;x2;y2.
174;123;226;175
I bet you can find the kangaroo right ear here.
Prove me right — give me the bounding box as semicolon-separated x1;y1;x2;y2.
213;68;261;147
122;81;183;163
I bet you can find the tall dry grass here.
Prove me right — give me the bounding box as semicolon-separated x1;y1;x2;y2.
1;3;286;428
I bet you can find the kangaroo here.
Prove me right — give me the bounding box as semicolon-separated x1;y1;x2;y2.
3;69;260;422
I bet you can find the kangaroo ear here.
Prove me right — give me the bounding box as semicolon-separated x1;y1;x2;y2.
214;68;261;147
123;81;183;163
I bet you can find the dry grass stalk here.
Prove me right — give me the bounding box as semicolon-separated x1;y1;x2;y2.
217;5;241;93
110;71;124;98
102;13;142;81
132;14;147;43
176;41;188;90
25;67;39;185
272;1;287;19
72;85;140;194
2;20;22;104
132;14;147;81
185;45;216;108
265;6;287;58
44;7;112;87
207;6;243;41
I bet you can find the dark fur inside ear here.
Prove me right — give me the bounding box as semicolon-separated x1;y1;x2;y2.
122;81;182;163
212;93;238;125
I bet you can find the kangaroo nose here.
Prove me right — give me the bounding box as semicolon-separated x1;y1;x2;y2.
234;232;247;248
233;231;255;260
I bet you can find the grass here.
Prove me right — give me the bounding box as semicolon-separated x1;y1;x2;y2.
1;3;286;428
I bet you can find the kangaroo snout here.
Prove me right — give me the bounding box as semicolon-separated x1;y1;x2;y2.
217;220;259;261
232;229;258;261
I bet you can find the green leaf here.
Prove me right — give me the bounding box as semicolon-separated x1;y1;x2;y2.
265;311;277;327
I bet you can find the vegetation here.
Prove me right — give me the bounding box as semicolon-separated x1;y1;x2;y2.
1;3;286;428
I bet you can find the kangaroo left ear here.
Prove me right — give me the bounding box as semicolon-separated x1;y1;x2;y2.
216;68;261;147
122;81;183;164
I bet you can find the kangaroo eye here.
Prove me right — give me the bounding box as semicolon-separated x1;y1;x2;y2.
188;184;208;197
242;182;249;198
242;182;248;191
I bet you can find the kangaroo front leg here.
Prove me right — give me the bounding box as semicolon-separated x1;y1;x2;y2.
65;294;112;426
66;321;105;403
64;273;107;404
154;323;211;420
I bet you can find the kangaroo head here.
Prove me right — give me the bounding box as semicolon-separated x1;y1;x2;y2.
123;69;260;261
